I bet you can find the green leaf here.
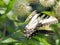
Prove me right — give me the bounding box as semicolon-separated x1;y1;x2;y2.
1;38;18;43
11;31;24;39
58;40;60;45
0;0;6;7
0;14;7;22
57;23;60;28
50;24;60;39
42;11;55;16
0;31;3;38
33;35;51;45
51;24;58;33
5;0;16;14
7;11;18;21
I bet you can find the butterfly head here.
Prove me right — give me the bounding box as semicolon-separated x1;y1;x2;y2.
24;27;36;38
24;27;32;38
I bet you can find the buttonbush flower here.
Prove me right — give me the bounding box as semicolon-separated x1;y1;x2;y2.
39;0;56;7
13;0;32;17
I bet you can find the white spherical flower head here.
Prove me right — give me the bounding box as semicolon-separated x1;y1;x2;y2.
39;0;56;7
13;0;32;16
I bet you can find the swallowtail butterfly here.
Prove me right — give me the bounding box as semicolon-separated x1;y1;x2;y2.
24;12;58;38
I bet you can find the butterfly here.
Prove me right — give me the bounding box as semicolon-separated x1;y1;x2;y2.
24;12;58;38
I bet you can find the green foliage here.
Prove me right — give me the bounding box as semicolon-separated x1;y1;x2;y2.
1;38;18;43
5;0;16;14
42;11;55;16
0;0;6;7
0;0;60;45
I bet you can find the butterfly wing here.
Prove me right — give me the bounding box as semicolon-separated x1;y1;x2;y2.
24;13;58;38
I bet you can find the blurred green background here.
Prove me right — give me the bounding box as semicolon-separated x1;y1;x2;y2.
0;0;60;45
